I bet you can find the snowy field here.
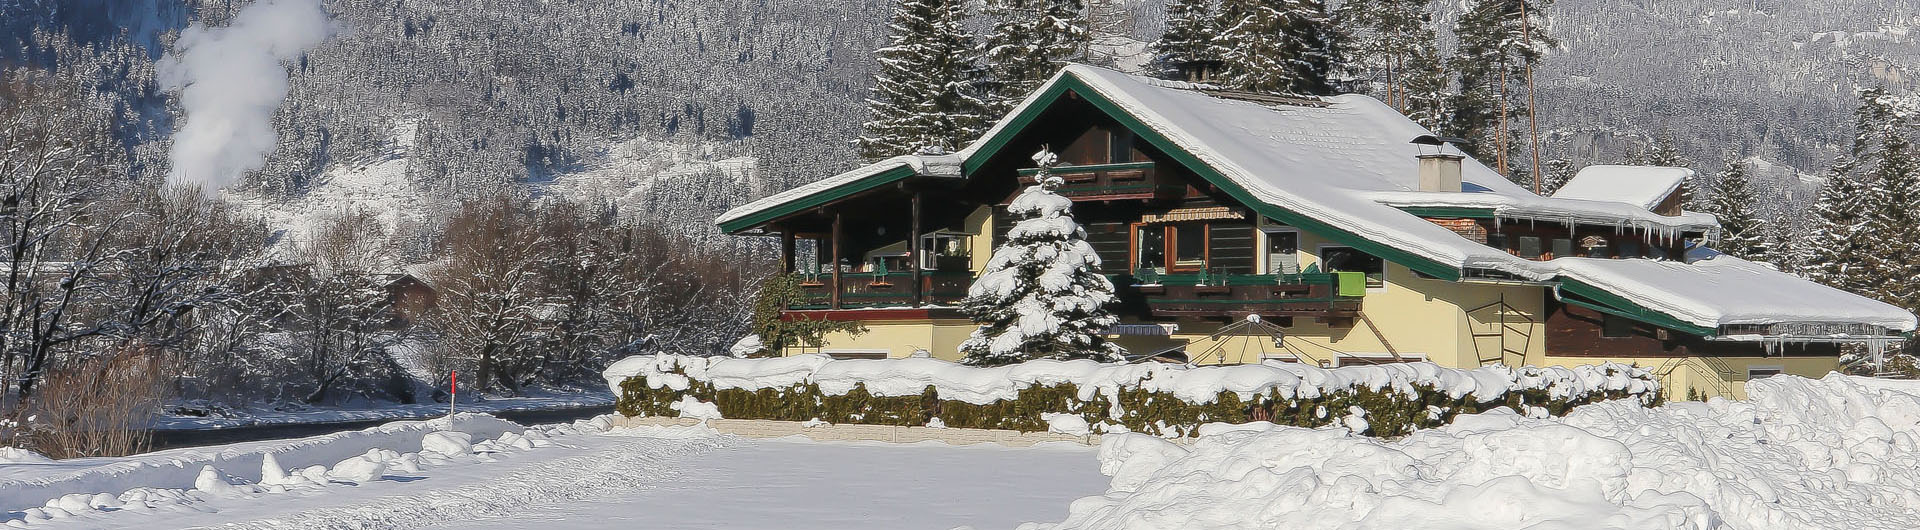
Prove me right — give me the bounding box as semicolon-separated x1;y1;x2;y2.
1;417;1104;529
13;371;1920;529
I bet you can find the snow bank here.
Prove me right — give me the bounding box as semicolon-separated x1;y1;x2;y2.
605;354;1656;408
0;414;522;515
1025;373;1920;530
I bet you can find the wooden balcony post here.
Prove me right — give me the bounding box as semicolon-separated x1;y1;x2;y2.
911;191;924;307
780;228;796;274
830;212;843;310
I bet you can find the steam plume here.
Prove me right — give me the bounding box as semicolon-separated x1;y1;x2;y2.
159;0;338;192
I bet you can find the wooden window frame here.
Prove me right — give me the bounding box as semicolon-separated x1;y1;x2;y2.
1130;221;1212;273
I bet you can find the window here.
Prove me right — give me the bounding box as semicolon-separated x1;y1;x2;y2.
1748;366;1784;380
1264;228;1300;275
1320;246;1385;288
1602;315;1634;338
1551;238;1573;259
1135;222;1212;273
1173;224;1206;270
1136;225;1166;273
1108;129;1135;163
1518;236;1542;259
1617;241;1641;259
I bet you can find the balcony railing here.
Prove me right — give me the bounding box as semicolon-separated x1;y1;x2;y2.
1116;270;1365;319
1016;162;1178;201
794;270;972;309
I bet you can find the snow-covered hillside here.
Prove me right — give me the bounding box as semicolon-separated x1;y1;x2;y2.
226;123;759;260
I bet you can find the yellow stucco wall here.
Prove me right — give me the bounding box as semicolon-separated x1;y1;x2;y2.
782;319;974;361
1540;354;1838;401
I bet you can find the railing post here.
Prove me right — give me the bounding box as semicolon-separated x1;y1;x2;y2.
911;191;924;307
830;212;843;310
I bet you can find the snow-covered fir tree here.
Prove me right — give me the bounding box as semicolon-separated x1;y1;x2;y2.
959;149;1125;365
981;0;1088;113
1862;127;1920;313
1343;0;1441;111
1808;88;1914;295
1215;0;1343;95
1449;0;1554;178
859;0;991;160
1150;0;1222;81
1705;156;1764;259
1538;158;1575;195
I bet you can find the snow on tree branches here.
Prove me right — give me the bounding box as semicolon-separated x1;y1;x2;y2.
859;0;991;160
1705;156;1764;260
981;0;1089;113
959;149;1125;365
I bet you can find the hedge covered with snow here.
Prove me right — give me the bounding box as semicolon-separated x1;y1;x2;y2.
604;355;1659;437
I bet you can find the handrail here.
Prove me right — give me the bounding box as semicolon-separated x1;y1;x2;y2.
1015;161;1156;176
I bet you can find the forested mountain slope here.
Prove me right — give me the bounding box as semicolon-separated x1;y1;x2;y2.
5;0;1917;232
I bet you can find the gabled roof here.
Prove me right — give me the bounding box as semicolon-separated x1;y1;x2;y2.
718;64;1914;335
1552;165;1692;210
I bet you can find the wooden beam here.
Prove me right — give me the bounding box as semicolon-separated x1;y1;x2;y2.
830;213;843;310
910;191;924;307
781;228;796;274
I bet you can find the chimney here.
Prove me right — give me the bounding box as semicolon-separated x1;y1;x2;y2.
1417;153;1464;192
1410;135;1468;193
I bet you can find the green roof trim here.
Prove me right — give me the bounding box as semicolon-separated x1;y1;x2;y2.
718;164;918;234
963;74;1463;281
1397;206;1498;219
1558;278;1717;336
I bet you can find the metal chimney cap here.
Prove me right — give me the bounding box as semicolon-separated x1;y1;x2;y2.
1410;134;1471;146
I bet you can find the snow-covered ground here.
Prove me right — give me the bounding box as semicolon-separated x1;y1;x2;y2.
3;416;1104;529
154;388;613;430
19;371;1920;529
1023;373;1920;530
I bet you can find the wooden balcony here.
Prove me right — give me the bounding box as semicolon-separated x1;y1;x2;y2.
794;270;972;309
1016;162;1179;201
1118;271;1364;320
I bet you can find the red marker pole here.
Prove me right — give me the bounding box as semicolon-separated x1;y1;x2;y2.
449;370;458;418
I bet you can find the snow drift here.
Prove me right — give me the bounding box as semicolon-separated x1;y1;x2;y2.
0;414;520;515
1024;373;1920;530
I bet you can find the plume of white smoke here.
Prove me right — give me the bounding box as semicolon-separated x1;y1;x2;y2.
159;0;338;193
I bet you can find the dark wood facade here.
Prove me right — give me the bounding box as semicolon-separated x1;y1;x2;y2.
1543;302;1840;358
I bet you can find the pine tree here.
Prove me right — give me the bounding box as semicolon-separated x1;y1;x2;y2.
1759;220;1806;275
1215;0;1343;95
1807;89;1908;294
1344;0;1442;111
1151;0;1222;81
959;149;1125;365
1862;130;1920;313
1705;156;1765;259
1281;0;1344;96
1449;0;1553;179
858;0;991;160
981;0;1088;114
1538;157;1575;195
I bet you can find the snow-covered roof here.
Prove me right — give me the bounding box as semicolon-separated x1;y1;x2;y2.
715;153;963;229
1551;165;1692;210
1365;191;1719;235
1556;249;1918;333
